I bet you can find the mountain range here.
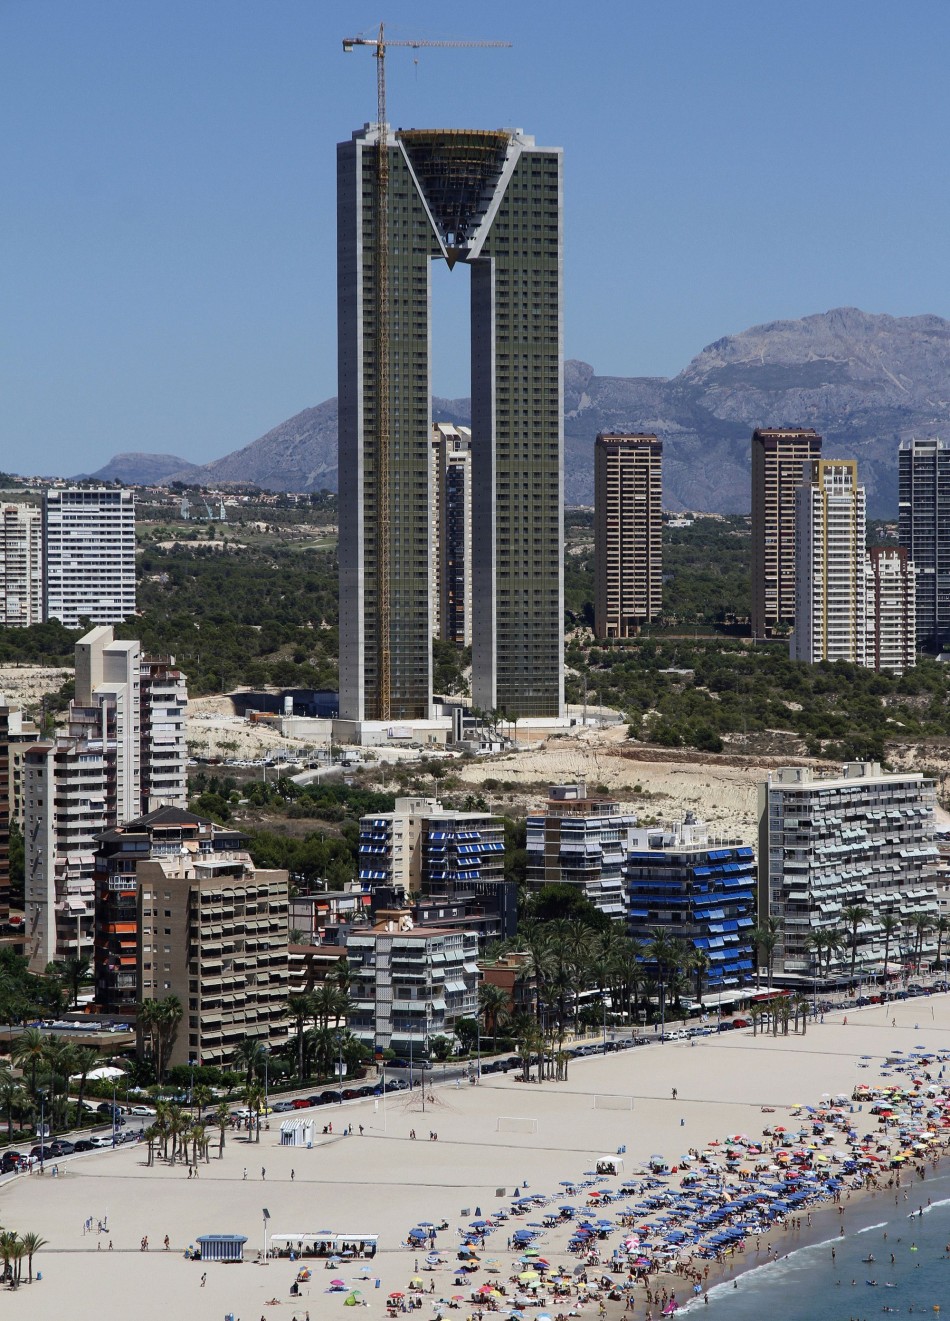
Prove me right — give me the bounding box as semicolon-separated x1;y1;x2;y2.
85;307;950;516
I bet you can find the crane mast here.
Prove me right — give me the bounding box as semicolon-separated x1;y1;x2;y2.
342;25;510;720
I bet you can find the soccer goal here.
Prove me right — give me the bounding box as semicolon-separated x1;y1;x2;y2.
593;1094;634;1111
496;1116;539;1134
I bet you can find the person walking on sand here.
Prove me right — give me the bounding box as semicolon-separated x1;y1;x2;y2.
261;1167;266;1180
671;1088;677;1101
291;1169;295;1182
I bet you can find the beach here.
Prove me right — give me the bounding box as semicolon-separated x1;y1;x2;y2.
3;993;950;1320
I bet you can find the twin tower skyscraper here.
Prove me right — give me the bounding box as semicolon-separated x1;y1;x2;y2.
337;124;564;723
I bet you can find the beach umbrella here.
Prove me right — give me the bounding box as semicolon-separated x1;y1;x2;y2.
331;1278;346;1287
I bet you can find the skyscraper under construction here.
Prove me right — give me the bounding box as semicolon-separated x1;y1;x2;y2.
337;124;563;722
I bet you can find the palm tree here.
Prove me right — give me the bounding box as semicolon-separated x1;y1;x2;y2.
841;904;871;983
61;954;91;1009
749;1004;762;1038
232;1037;267;1088
71;1045;101;1125
0;1071;28;1141
192;1084;213;1119
478;982;510;1048
244;1084;264;1143
11;1026;48;1098
880;913;901;989
155;996;183;1081
8;1238;25;1286
688;949;712;1006
823;928;846;975
19;1231;46;1284
144;1123;161;1167
911;912;935;973
793;995;809;1035
0;1229;17;1284
213;1100;230;1158
645;928;677;1029
287;992;317;1083
751;918;782;993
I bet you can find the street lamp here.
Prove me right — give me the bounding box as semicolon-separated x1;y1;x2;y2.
112;1078;118;1148
189;1057;196;1106
262;1207;271;1262
337;1033;344;1104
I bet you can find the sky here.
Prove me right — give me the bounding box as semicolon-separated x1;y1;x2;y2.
4;0;950;476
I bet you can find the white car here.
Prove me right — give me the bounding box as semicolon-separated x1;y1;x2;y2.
128;1105;156;1117
89;1135;115;1149
668;1030;688;1041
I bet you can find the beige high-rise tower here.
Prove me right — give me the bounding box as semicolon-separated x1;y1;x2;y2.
594;433;663;638
751;428;822;637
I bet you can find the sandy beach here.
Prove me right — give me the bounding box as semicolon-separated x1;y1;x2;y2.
3;993;950;1320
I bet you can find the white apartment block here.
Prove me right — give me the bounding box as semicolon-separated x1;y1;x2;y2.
792;460;867;665
758;762;940;979
44;487;136;627
140;656;188;810
358;796;504;896
865;547;917;675
23;626;187;970
346;918;480;1055
0;503;43;627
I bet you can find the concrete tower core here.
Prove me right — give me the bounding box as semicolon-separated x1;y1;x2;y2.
337;125;564;722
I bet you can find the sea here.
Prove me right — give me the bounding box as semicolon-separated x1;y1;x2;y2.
679;1165;950;1319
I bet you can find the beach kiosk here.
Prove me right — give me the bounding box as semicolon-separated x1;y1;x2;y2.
196;1234;248;1263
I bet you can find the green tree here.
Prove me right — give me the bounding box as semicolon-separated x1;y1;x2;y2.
841;904;871;983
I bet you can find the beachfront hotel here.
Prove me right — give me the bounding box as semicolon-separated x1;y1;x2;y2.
758;762;941;979
624;815;756;990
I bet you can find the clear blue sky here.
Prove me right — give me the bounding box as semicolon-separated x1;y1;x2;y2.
4;0;950;475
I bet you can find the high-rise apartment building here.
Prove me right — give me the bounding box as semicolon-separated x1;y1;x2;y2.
791;460;867;664
140;656;188;811
0;504;43;627
897;437;950;651
625;817;756;992
136;852;290;1069
751;428;822;637
525;783;638;920
594;433;663;638
430;423;473;647
44;488;136;627
94;807;247;1013
865;547;917;675
338;125;563;723
758;763;940;977
0;706;9;929
23;626;187;970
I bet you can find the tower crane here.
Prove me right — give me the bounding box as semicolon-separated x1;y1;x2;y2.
342;24;510;721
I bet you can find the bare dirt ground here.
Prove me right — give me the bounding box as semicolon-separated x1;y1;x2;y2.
0;664;71;712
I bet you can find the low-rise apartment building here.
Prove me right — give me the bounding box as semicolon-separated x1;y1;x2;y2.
346;915;480;1057
526;783;638;920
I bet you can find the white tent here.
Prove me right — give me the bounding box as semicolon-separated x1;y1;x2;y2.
72;1065;127;1081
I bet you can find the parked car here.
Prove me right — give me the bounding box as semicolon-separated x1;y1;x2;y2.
50;1140;76;1156
73;1140;95;1153
271;1101;295;1113
89;1135;114;1149
128;1105;156;1117
0;1151;25;1172
291;1098;311;1110
732;1018;750;1029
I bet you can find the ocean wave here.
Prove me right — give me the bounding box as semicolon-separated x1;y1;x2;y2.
856;1220;889;1233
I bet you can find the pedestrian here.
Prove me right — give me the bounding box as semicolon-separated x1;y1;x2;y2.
201;1273;207;1287
359;1125;364;1136
291;1169;295;1182
261;1167;266;1180
164;1234;170;1250
108;1241;113;1251
672;1088;678;1101
243;1167;247;1180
